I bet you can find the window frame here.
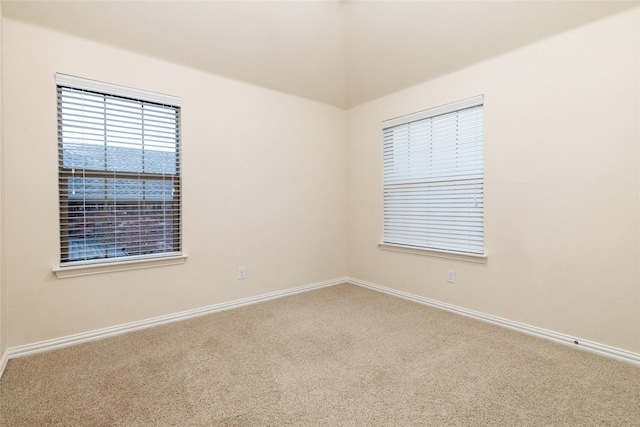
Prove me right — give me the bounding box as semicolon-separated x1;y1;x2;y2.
379;95;487;263
54;74;185;277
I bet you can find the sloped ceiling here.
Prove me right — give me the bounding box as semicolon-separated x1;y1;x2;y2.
2;0;637;108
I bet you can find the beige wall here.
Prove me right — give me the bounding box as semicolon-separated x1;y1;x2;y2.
2;18;348;347
347;8;640;353
0;0;5;358
2;7;639;356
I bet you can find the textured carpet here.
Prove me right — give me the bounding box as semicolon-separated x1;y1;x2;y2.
1;283;639;426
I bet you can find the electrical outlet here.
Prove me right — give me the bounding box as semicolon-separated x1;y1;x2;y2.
238;266;246;280
447;269;456;283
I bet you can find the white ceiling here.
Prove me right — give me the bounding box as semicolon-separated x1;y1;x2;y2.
3;0;637;108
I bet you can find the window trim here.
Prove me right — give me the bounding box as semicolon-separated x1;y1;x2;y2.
55;74;181;107
53;253;188;279
382;95;482;129
378;243;487;264
380;95;485;260
55;73;183;270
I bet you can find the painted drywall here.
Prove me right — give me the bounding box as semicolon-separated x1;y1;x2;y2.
0;0;5;359
347;8;640;353
2;18;348;347
2;6;639;357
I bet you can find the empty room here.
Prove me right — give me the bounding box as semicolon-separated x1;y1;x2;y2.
0;0;639;425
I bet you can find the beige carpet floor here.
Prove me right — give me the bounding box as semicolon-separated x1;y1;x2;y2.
1;283;639;426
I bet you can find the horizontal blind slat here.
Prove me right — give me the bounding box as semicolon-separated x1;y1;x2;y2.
58;81;182;265
382;100;484;255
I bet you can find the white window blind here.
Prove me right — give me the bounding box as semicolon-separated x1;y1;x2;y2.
382;95;484;255
56;74;182;266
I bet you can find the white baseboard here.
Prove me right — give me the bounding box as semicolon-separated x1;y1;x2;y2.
0;349;8;379
346;277;640;366
4;276;639;374
6;277;347;362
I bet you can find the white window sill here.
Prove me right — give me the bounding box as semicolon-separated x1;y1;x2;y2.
53;254;188;279
378;243;487;264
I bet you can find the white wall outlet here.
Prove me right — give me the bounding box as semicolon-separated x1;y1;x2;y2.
447;269;456;283
238;266;246;280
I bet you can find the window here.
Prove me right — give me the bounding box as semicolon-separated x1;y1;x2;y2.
382;95;484;256
56;74;182;266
